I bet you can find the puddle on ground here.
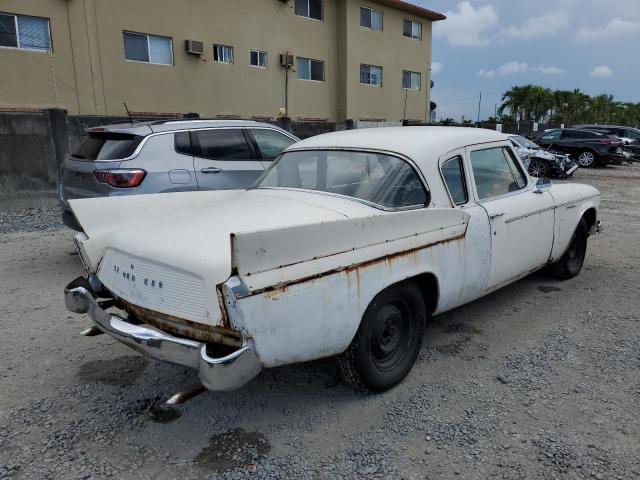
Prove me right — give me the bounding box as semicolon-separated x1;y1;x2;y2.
195;428;270;473
133;398;181;424
538;285;562;293
444;323;483;334
78;356;148;386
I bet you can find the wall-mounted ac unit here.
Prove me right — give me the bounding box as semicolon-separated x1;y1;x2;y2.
280;54;294;66
185;40;204;55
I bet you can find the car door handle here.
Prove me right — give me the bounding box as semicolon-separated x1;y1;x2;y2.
489;212;505;219
200;167;222;174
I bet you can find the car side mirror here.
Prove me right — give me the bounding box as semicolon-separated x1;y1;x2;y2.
534;177;552;193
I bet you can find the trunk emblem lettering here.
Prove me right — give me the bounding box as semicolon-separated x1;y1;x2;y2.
113;264;162;288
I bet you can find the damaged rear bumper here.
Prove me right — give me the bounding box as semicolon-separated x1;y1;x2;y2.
64;277;261;391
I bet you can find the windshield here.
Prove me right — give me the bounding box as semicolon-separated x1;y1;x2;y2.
511;135;539;149
256;150;428;209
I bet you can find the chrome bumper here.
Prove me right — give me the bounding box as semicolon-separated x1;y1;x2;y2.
589;220;603;236
64;277;261;391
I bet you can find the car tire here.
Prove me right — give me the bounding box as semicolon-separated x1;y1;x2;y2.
528;158;549;178
548;218;588;279
577;150;597;168
337;281;426;393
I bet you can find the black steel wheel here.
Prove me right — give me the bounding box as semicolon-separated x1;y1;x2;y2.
338;282;426;393
549;218;588;279
528;158;549;178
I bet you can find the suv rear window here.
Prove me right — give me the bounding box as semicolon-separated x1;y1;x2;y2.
72;132;143;161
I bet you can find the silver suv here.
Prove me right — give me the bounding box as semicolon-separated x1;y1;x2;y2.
59;120;298;230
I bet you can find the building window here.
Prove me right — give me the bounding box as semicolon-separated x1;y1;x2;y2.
250;50;267;68
214;44;234;64
403;19;422;40
295;0;323;21
297;57;324;81
402;70;421;90
123;32;172;65
360;6;383;31
360;64;382;86
0;13;51;51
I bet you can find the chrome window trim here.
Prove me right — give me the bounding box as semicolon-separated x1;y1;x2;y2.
466;142;535;203
253;146;430;211
438;155;469;207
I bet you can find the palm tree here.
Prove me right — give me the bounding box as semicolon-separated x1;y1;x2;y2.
496;84;640;127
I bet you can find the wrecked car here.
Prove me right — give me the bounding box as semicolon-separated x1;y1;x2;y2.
509;134;578;178
65;127;602;394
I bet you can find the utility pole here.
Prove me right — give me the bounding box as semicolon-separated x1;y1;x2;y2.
477;91;482;126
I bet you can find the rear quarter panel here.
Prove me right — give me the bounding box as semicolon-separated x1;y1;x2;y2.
125;133;198;193
222;207;491;368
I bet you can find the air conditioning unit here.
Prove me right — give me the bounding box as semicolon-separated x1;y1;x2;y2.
185;39;204;55
280;54;294;67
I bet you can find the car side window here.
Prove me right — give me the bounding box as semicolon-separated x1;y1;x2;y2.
566;130;594;139
193;129;252;160
540;130;561;142
470;147;526;200
174;132;192;155
441;156;468;205
251;129;296;159
625;129;640;140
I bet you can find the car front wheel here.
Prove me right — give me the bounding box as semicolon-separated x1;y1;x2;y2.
549;218;588;279
577;151;597;168
528;158;549;178
338;282;426;393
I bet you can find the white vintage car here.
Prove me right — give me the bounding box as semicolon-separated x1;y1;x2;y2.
65;127;602;394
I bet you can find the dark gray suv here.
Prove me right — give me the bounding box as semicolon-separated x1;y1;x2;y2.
59;120;298;230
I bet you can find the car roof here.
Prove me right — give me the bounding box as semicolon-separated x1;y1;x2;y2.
85;119;281;136
287;127;510;203
576;124;633;130
545;128;606;135
290;126;508;157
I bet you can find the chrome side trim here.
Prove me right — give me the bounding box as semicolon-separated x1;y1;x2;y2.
504;205;556;224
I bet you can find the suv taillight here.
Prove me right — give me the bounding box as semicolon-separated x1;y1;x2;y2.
600;139;614;145
94;169;146;188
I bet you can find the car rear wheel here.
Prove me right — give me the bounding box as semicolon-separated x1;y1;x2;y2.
338;282;426;393
577;151;597;168
528;158;549;178
549;218;588;279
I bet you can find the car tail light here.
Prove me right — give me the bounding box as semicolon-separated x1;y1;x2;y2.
600;139;614;145
94;169;146;188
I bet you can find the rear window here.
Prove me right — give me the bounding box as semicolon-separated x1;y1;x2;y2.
72;132;143;161
257;150;428;209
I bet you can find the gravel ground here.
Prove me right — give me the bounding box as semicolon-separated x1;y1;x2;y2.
1;165;639;479
0;206;63;234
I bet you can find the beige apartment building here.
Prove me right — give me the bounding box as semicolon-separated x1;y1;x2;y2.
0;0;444;122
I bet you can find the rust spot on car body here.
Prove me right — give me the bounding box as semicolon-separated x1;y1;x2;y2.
244;231;466;299
119;299;242;347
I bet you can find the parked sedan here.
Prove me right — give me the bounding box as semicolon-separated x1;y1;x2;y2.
509;134;578;178
65;127;601;395
59;120;298;230
534;128;625;168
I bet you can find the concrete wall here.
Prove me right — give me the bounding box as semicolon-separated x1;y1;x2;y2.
0;0;438;122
